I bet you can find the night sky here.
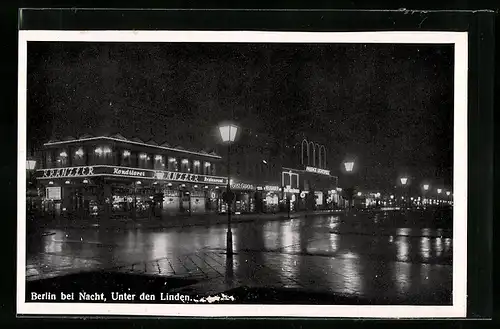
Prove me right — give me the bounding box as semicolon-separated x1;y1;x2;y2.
27;42;454;189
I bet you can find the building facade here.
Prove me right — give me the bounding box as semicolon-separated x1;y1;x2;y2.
35;134;227;219
281;137;340;210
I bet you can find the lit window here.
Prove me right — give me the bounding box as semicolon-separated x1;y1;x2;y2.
182;159;189;164
194;160;200;166
75;148;84;157
103;147;112;154
204;162;210;167
168;157;176;162
95;147;103;155
60;151;67;157
139;153;147;160
123;150;130;157
155;155;163;161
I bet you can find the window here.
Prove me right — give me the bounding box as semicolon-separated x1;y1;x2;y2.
168;157;178;171
204;162;211;175
181;159;190;172
154;155;165;170
45;150;54;168
121;149;132;167
73;147;86;166
56;149;69;167
94;145;113;165
138;152;151;169
211;163;216;176
193;160;201;174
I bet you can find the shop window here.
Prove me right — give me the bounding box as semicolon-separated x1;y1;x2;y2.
211;163;216;176
93;145;113;165
193;160;201;174
138;152;152;169
168;157;178;171
56;149;69;167
121;149;132;167
181;159;190;172
73;147;86;166
154;154;165;170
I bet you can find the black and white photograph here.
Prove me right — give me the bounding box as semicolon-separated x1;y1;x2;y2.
18;31;468;318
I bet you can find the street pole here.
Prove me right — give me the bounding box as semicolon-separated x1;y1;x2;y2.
226;141;233;257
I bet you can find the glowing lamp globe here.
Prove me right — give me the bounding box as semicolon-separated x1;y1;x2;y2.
437;188;442;194
400;177;408;185
219;124;238;143
344;161;354;172
423;184;429;191
446;191;451;196
26;159;36;170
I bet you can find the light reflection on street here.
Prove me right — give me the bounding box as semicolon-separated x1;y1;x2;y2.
27;211;453;299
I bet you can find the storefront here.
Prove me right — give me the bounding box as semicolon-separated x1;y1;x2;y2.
36;165;228;218
229;182;256;214
256;185;281;213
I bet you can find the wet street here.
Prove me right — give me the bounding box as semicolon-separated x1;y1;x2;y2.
26;210;453;304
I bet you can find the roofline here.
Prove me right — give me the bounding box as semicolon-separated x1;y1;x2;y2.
43;136;222;159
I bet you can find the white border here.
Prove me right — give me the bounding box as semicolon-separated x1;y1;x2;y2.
18;30;468;318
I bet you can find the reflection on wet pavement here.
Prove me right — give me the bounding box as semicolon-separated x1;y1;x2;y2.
26;211;453;303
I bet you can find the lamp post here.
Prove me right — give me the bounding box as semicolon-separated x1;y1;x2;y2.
400;177;408;208
343;161;355;211
219;124;238;258
423;184;430;203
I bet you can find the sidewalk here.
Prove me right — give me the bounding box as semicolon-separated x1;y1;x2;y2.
32;209;346;230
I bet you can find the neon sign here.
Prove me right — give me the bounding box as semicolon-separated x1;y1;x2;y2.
40;166;95;178
114;168;146;177
305;166;330;175
231;183;255;190
264;185;280;192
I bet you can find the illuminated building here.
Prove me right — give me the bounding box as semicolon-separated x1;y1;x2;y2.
35;134;225;218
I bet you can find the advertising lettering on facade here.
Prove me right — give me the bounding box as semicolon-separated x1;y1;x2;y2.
154;170;228;185
231;182;256;191
37;166;228;185
38;166;95;178
305;166;331;176
264;185;280;192
113;168;146;177
283;187;300;194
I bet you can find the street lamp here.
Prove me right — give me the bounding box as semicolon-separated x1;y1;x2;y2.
219;123;238;258
400;177;408;208
422;184;430;206
343;160;355;211
344;161;354;172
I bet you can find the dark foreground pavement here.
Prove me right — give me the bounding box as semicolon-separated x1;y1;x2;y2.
25;210;453;305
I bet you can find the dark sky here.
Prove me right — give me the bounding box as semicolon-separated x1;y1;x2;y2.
27;42;454;188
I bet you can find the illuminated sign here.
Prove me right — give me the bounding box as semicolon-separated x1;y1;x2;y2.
256;186;263;191
231;183;255;191
284;187;300;194
305;166;330;175
203;176;226;184
113;168;146;177
40;166;95;178
46;186;61;200
155;171;228;185
37;165;228;184
264;185;280;192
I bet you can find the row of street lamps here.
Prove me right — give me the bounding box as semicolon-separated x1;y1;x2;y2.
343;160;452;207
